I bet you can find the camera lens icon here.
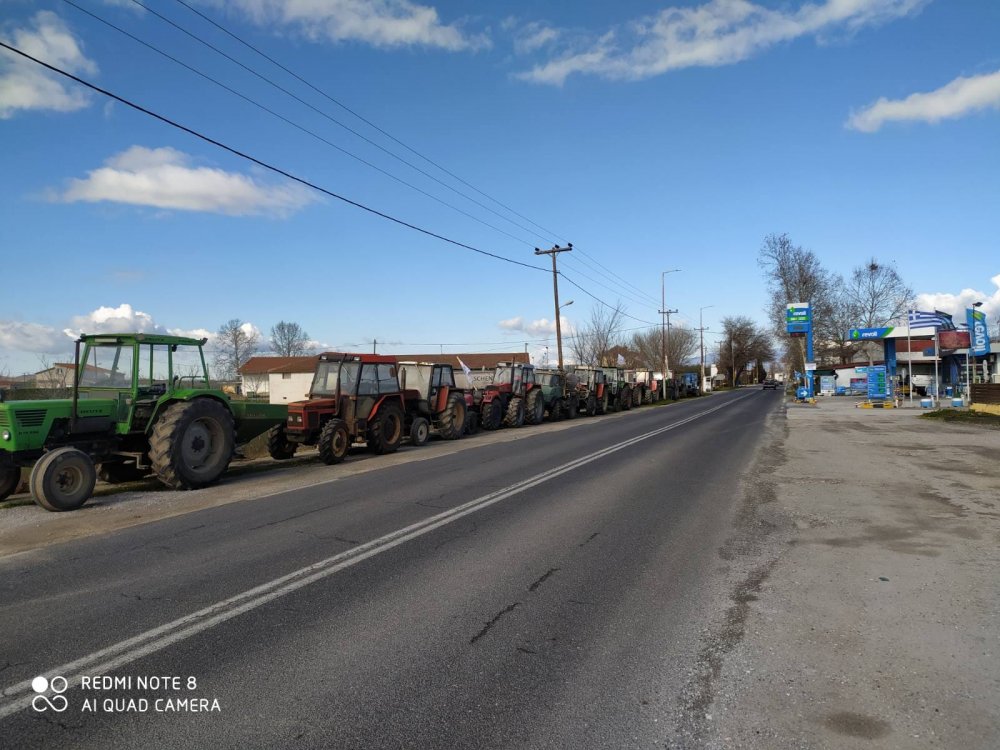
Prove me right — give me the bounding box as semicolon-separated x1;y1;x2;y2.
31;675;69;713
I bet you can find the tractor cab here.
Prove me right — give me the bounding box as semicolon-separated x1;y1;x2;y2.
277;353;405;465
489;363;535;398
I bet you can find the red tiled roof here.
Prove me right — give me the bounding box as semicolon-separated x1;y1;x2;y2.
240;356;318;375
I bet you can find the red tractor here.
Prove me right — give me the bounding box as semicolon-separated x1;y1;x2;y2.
479;362;542;430
267;353;405;465
397;361;469;444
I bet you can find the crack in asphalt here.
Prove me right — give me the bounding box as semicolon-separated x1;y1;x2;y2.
469;603;519;645
528;567;560;592
247;505;330;531
579;532;600;547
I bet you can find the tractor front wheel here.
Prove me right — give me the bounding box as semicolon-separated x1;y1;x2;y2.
30;447;96;512
410;417;430;446
149;399;235;490
367;403;404;454
267;424;297;460
548;399;563;422
0;465;21;503
585;394;597;417
318;419;350;465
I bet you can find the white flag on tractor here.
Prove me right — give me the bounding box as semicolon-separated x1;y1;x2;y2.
457;357;472;378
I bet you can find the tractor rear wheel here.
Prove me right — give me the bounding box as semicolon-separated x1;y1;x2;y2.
317;419;350;465
622;387;633;410
410;417;430;446
30;447;96;512
480;399;502;431
98;461;148;484
436;394;466;440
0;465;21;502
149;399;235;490
504;397;526;428
525;390;545;425
267;424;297;460
367;402;404;454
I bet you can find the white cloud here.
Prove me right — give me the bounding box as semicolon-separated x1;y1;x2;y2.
517;0;926;85
220;0;489;51
0;11;98;118
512;21;561;55
498;315;573;337
847;68;1000;132
914;274;1000;327
54;146;317;217
0;321;71;355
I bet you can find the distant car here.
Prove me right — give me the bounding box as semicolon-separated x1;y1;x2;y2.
762;379;779;390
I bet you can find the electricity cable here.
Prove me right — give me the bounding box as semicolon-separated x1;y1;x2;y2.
61;0;541;249
120;0;554;246
0;41;547;272
168;0;567;244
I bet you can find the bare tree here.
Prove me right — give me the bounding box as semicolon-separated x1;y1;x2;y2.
845;258;912;364
270;321;312;357
214;319;259;381
719;316;775;385
758;233;835;373
569;303;625;365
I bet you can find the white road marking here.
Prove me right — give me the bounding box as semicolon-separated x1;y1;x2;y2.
0;391;755;719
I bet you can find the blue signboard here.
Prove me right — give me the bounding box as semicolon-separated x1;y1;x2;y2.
849;327;894;340
967;308;991;356
866;365;888;399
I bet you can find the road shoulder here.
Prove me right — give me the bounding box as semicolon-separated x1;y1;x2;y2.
673;398;1000;748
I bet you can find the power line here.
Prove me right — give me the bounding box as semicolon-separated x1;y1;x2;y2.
61;0;541;249
117;0;554;246
0;41;547;273
573;246;661;305
559;256;659;310
559;273;658;326
169;0;567;245
156;0;668;311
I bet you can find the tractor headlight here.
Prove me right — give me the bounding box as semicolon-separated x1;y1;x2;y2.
1;430;10;441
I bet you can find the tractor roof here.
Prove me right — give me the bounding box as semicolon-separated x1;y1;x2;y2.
318;352;398;365
79;333;209;346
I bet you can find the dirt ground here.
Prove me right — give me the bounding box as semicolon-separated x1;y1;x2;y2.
675;397;1000;749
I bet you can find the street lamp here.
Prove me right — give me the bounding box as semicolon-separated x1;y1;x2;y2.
661;269;680;399
699;305;714;392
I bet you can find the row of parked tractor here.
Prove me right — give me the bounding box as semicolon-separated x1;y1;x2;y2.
0;333;673;513
266;353;667;465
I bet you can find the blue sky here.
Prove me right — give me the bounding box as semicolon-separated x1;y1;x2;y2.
1;0;998;375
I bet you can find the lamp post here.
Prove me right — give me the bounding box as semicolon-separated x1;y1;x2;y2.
699;305;714;392
660;269;680;399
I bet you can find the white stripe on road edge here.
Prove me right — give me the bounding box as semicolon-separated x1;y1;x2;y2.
0;391;756;719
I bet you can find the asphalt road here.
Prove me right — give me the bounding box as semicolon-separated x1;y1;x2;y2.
0;388;780;748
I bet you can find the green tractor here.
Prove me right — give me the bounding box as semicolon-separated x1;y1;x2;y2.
0;333;288;511
533;368;578;421
601;366;633;412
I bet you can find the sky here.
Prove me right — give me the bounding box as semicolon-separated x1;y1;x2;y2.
1;0;998;375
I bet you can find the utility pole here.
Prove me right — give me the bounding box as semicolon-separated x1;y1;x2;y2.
660;269;680;400
699;305;714;392
535;243;572;371
373;339;377;354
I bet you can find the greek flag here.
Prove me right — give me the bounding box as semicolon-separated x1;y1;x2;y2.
907;310;956;330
